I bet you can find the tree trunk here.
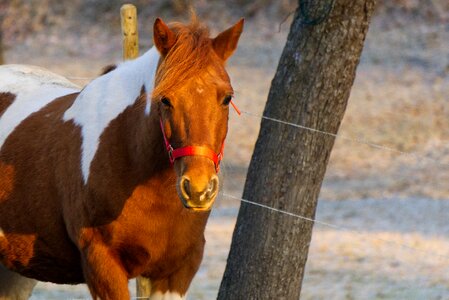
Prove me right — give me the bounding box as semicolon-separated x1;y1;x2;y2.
218;0;376;299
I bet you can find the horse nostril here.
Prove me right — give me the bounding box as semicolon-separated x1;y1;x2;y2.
206;175;219;199
180;176;191;200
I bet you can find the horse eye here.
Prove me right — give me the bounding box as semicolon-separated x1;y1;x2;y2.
161;97;172;107
223;95;233;106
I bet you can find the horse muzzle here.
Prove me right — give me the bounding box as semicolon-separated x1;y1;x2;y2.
177;174;219;211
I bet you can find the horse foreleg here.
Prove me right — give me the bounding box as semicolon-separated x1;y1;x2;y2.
148;264;195;300
81;243;129;300
148;239;204;300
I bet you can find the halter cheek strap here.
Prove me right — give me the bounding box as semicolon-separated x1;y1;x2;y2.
159;118;225;173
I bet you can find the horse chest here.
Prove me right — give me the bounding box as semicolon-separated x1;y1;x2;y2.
114;206;208;279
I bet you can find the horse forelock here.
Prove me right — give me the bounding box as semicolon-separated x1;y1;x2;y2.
152;19;223;99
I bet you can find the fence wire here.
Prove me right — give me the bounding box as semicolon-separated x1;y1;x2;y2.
222;193;449;262
240;110;449;167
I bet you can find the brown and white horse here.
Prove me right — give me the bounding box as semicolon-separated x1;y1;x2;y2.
0;16;243;299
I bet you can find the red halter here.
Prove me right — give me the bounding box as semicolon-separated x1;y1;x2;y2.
159;117;225;173
159;100;240;173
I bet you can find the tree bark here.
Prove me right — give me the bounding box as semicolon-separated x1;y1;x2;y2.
218;0;376;299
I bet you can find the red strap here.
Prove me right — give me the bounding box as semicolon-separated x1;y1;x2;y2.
230;100;241;115
172;146;220;166
159;118;172;151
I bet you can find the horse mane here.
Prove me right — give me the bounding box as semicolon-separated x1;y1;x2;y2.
152;16;219;98
100;64;117;75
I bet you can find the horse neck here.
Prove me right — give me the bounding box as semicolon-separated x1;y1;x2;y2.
116;49;171;178
122;105;169;178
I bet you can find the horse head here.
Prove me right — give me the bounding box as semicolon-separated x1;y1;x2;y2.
152;17;243;211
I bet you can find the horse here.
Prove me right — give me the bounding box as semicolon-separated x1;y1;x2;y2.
0;15;243;300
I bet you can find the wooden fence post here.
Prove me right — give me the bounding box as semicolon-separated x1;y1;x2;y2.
120;4;151;298
121;4;139;60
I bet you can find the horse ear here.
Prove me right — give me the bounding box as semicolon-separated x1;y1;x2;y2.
153;18;176;56
212;18;244;61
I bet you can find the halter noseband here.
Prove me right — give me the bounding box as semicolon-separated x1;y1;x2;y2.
159;117;225;173
158;100;239;173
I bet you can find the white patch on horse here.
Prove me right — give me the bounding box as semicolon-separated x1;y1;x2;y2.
150;291;185;300
0;65;79;150
196;87;204;94
63;47;160;183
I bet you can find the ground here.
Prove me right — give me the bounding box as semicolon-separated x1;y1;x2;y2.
2;4;449;299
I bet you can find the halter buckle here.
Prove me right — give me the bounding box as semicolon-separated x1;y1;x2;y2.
167;145;175;165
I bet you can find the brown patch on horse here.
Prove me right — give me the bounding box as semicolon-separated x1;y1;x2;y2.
0;162;14;203
0;92;85;283
0;92;16;118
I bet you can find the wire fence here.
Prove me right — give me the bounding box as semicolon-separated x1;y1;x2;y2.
241;110;449;167
222;193;449;261
224;110;449;262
